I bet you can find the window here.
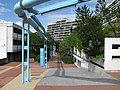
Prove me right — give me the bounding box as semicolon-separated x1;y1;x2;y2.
13;27;22;35
13;40;22;45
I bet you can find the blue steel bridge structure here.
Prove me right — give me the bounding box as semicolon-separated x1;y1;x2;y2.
14;0;91;84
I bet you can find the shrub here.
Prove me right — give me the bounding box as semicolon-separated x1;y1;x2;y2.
35;55;40;63
30;53;36;58
96;54;104;61
60;55;73;64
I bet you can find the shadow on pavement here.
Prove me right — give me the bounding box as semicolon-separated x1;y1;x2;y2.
45;56;120;85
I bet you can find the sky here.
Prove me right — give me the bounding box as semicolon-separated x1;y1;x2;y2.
0;0;113;31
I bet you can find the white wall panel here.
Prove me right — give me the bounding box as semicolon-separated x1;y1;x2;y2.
0;26;7;59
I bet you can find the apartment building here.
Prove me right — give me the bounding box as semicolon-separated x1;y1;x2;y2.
47;19;76;41
107;0;120;20
107;0;120;9
0;20;23;65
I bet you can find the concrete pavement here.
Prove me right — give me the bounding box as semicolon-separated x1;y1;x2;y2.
37;68;120;86
0;62;47;90
0;55;120;90
0;62;21;88
35;55;120;90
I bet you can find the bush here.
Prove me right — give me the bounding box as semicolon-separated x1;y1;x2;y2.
35;55;40;63
96;54;104;61
60;55;73;64
30;53;36;58
30;52;40;63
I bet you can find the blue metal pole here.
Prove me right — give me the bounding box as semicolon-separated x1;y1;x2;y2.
50;45;53;58
22;21;25;84
27;24;30;82
44;42;47;67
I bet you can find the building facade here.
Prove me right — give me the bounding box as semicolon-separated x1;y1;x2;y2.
0;20;22;65
47;19;76;41
107;0;120;9
107;0;120;20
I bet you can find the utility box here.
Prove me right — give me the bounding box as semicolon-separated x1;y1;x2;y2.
40;48;45;67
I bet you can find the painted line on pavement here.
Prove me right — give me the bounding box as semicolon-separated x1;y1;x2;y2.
1;69;50;90
0;67;13;74
15;63;22;68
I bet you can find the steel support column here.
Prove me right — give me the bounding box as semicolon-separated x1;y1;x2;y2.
22;20;30;84
44;42;47;67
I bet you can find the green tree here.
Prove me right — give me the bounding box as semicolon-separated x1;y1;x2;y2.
96;0;120;37
30;33;44;47
76;5;105;57
59;30;81;64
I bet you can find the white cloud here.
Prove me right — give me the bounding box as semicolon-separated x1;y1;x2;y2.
15;21;22;26
0;2;5;6
0;2;11;15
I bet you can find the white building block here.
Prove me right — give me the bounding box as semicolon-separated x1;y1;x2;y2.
0;26;7;59
104;38;120;71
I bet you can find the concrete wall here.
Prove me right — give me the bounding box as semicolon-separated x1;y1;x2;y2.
104;38;120;71
7;26;13;52
0;21;22;63
73;47;89;69
0;26;7;59
73;48;104;73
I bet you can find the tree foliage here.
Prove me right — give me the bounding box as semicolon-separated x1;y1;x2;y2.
30;33;44;47
96;0;120;37
59;31;81;56
76;5;105;57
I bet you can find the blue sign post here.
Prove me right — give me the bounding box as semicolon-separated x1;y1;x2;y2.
40;48;45;67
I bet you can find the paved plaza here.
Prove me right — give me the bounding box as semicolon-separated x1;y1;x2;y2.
37;67;120;86
35;55;120;90
0;56;120;90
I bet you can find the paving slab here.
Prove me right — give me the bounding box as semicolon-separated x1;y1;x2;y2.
1;62;48;90
35;85;120;90
0;62;21;88
108;72;120;80
37;67;120;86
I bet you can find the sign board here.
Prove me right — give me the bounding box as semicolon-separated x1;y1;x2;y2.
40;48;45;67
104;38;120;70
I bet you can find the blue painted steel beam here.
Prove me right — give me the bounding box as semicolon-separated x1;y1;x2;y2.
27;24;30;82
14;0;51;17
31;15;45;32
38;0;79;14
22;22;25;84
27;17;44;34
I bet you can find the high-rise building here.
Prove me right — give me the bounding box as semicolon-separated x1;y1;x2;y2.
0;20;23;65
47;19;76;41
107;0;120;9
107;0;120;18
